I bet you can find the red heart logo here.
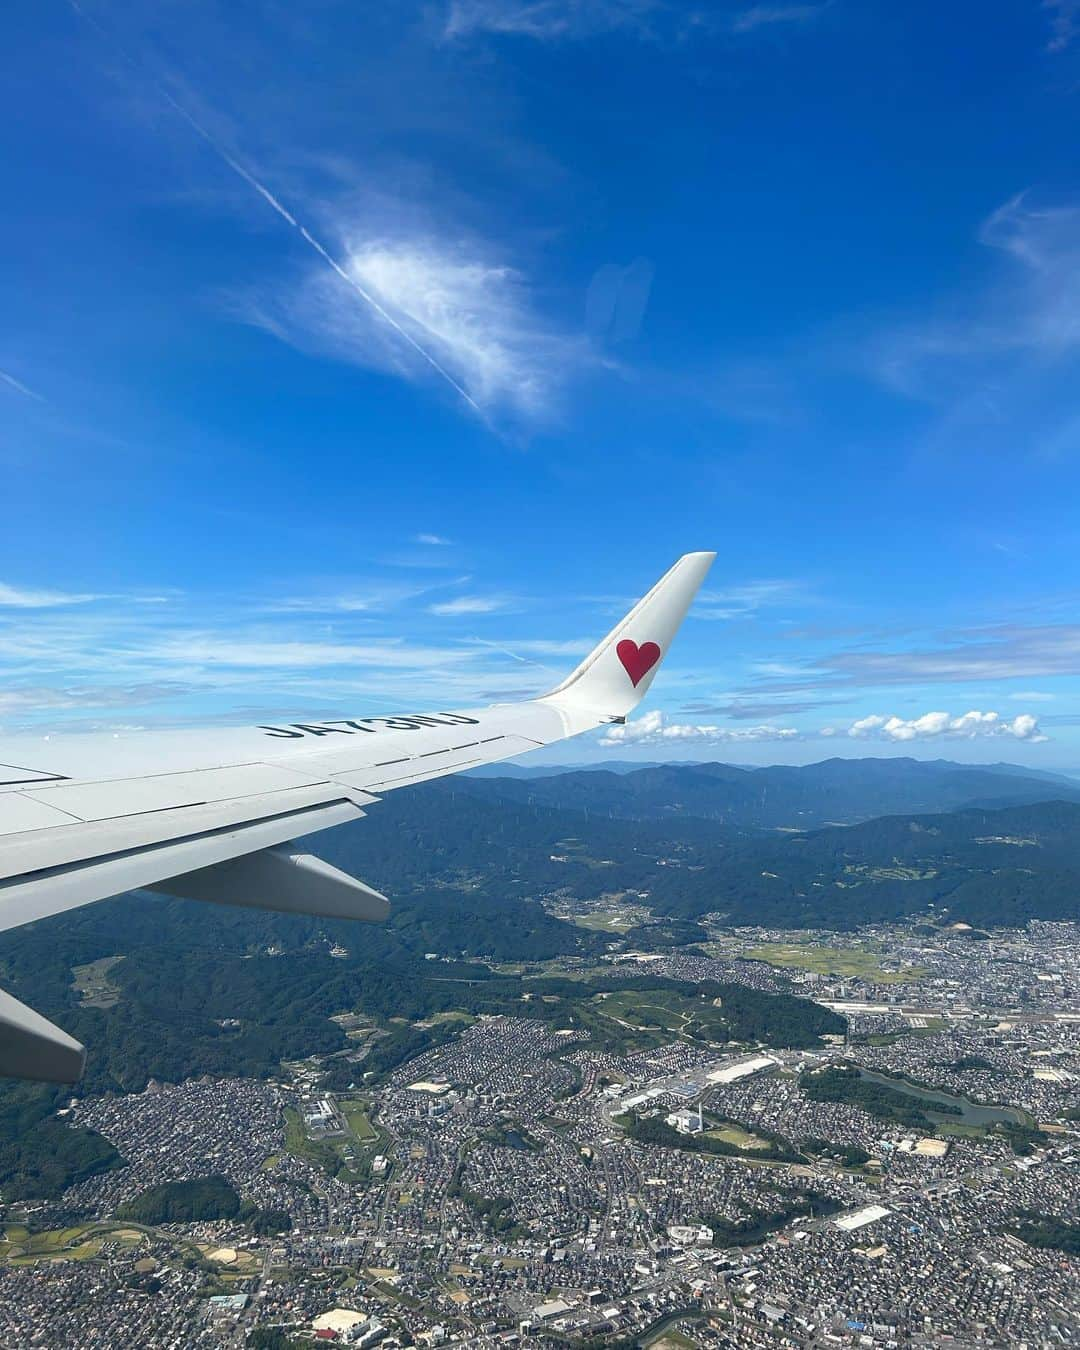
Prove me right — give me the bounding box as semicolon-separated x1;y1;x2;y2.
616;639;661;687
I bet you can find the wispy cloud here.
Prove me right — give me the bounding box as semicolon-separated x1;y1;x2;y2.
441;0;661;41
428;594;513;616
268;576;466;613
0;683;189;720
868;193;1080;402
600;709;799;746
140;633;479;671
696;578;811;620
755;623;1080;692
492;638;593;656
415;533;452;546
1044;0;1080;51
245;227;589;426
0;582;105;609
839;710;1048;743
441;0;825;42
682;695;848;719
978;194;1080;350
68;0;486;419
730;4;827;34
0;581;567;732
270;595;397;614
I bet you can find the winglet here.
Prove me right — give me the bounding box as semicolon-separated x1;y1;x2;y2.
541;552;715;718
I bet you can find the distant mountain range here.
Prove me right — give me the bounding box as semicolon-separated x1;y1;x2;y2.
468;759;678;778
463;757;1080;829
296;761;1080;931
635;797;1080;929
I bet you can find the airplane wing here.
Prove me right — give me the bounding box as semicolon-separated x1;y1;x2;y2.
0;551;714;1082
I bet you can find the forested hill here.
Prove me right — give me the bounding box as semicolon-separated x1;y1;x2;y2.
639;799;1080;929
315;779;1080;931
463;756;1080;828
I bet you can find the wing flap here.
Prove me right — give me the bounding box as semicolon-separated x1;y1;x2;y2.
151;846;390;922
0;794;82;834
0;796;365;933
0;987;86;1084
0;783;379;882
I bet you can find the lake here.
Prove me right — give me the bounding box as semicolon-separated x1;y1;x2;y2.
855;1067;1029;1128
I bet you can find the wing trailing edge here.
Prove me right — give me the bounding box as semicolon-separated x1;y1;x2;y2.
150;845;390;922
0;987;86;1084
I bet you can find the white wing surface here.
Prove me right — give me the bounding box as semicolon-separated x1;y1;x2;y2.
0;551;714;1081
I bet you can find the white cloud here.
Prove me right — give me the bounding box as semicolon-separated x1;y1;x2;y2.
428;595;511;616
0;584;592;731
0;582;105;609
415;533;452;546
141;634;479;671
498;638;593;655
0;683;186;719
977;195;1080;350
742;622;1080;693
600;709;799;746
1044;0;1080;51
248;229;589;426
441;0;660;41
731;4;826;33
845;710;1048;743
869;193;1080;400
696;578;810;621
59;13;488;422
271;595;390;613
441;0;825;41
268;577;462;613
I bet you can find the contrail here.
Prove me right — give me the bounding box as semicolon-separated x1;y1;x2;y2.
66;1;483;417
0;370;45;402
468;637;563;682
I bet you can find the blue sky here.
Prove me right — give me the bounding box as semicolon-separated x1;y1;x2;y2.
3;0;1080;765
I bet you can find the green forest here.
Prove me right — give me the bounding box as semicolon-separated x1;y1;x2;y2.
115;1175;291;1234
117;1175;241;1224
799;1065;959;1130
1005;1211;1080;1255
619;1111;803;1164
703;1189;842;1246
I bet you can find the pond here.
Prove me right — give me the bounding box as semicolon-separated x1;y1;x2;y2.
854;1067;1029;1128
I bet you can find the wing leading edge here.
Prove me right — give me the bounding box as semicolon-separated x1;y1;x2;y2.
0;551;714;1081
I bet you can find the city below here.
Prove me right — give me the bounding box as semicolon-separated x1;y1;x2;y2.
1;908;1077;1350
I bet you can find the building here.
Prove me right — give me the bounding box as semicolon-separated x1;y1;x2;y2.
668;1224;714;1246
666;1107;704;1135
313;1308;369;1339
532;1299;572;1321
834;1205;891;1232
706;1054;779;1085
